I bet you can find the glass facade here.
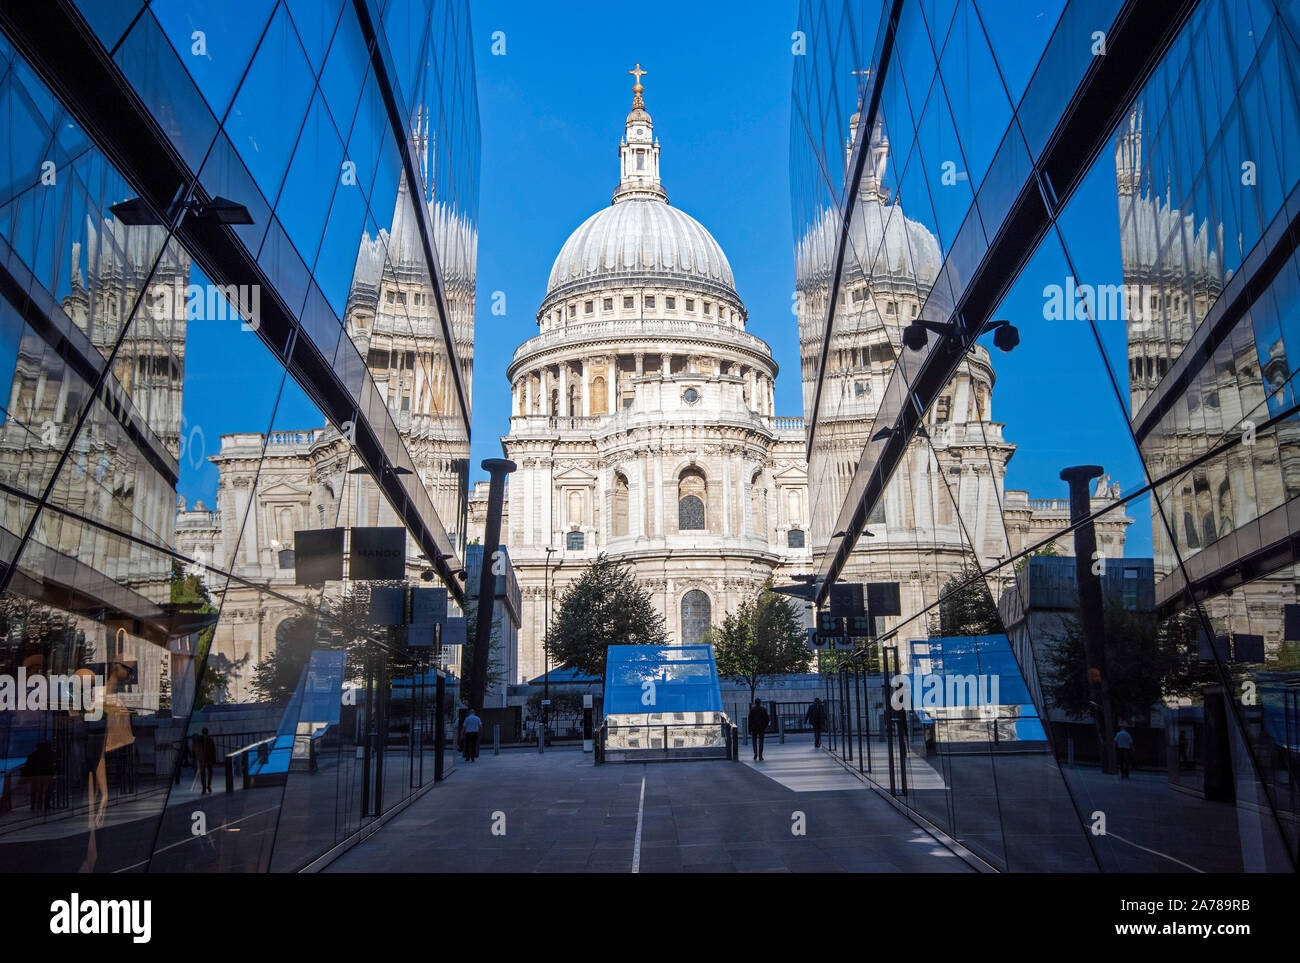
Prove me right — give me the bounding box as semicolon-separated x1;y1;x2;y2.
793;0;1300;871
0;0;477;872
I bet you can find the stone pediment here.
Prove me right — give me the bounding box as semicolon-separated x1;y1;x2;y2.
772;463;808;481
553;465;597;483
258;481;311;498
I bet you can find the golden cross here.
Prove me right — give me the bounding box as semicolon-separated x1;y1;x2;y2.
629;63;648;85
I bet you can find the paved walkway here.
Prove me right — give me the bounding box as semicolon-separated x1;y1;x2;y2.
325;735;973;873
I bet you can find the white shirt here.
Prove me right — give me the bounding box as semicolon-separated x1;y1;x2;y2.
463;714;482;734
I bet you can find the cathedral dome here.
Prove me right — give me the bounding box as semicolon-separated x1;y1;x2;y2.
796;198;944;292
546;198;736;300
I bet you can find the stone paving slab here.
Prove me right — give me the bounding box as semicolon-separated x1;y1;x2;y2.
324;741;974;873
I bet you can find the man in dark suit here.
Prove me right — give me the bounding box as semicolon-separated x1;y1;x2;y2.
747;700;769;761
805;698;826;748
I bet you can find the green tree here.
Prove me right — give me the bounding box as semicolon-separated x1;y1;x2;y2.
170;564;245;710
1042;603;1211;723
249;612;321;704
710;581;812;702
1014;540;1059;574
929;564;1002;637
547;555;667;679
246;583;387;705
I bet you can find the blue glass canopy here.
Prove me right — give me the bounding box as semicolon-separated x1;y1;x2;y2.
603;645;723;715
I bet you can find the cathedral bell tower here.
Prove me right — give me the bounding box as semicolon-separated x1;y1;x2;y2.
614;63;667;203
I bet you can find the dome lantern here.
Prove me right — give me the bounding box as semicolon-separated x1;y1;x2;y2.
615;62;667;204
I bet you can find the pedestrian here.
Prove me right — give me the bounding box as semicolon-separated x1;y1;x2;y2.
198;728;216;793
805;697;826;749
747;699;769;761
461;708;483;762
1115;725;1134;779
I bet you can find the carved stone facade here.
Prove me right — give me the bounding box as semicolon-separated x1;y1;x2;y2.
473;85;1134;685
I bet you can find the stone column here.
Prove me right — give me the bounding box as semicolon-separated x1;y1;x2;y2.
653;450;664;537
721;451;732;535
661;353;671;380
638;451;649;537
635;352;644;376
580;359;590;416
607;359;616;412
558;364;568;416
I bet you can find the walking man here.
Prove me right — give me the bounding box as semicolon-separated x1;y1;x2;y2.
198;728;216;793
1115;725;1134;779
462;708;483;762
747;699;769;761
805;697;826;749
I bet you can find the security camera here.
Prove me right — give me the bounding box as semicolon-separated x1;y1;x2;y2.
992;322;1020;352
902;323;929;351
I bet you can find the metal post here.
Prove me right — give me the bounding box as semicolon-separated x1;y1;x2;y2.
778;716;785;744
360;649;373;816
1061;464;1117;774
470;458;516;712
434;674;445;782
882;649;896;795
374;644;388;815
537;720;544;754
855;667;866;774
493;724;500;756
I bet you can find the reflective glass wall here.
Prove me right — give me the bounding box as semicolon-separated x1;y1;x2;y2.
0;0;476;872
793;0;1300;872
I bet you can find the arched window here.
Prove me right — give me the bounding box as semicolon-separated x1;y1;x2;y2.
566;531;584;550
750;471;765;534
591;375;608;415
678;468;706;530
612;473;629;537
787;528;805;548
681;590;710;645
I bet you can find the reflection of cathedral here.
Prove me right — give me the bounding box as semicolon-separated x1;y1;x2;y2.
1119;106;1297;645
0;217;192;710
177;117;475;701
795;106;1132;647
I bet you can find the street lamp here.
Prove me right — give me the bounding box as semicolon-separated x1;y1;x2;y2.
543;546;558;725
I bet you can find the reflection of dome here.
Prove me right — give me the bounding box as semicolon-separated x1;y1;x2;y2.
353;189;477;287
796;198;943;291
546;198;735;300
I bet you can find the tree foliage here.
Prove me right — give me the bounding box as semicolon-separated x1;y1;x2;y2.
547;555;667;679
248;583;397;705
1042;603;1212;723
171;566;246;710
929;564;1002;637
710;581;812;700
